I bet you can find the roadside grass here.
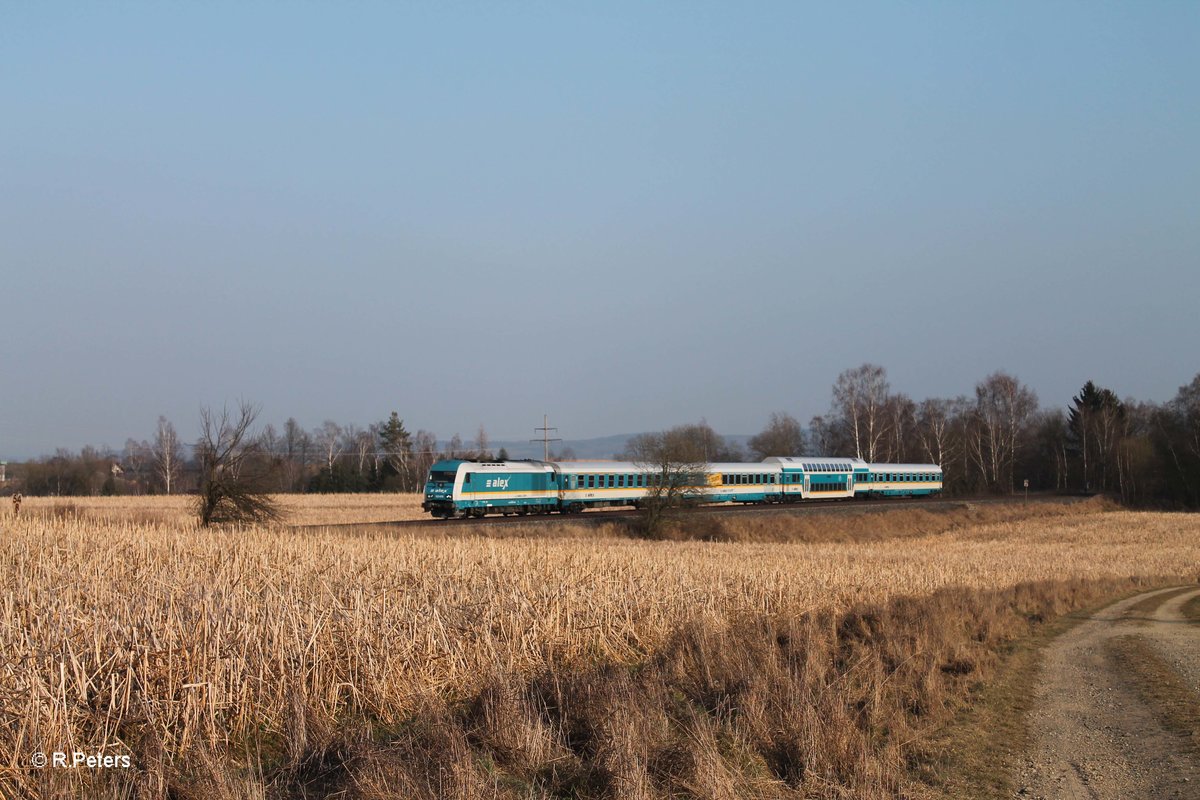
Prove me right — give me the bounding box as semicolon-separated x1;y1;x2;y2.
1182;594;1200;624
1105;634;1200;756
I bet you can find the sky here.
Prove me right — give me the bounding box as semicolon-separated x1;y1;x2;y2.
2;2;1197;458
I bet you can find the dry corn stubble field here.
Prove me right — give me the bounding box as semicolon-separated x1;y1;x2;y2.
1;497;1197;798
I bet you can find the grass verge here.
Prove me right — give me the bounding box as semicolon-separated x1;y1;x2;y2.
1182;594;1200;624
1105;634;1200;756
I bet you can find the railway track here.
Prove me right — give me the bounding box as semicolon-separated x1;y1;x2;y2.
293;494;1086;533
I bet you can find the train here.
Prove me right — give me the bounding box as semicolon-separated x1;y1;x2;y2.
421;456;943;519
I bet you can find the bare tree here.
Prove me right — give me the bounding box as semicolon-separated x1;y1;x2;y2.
195;402;282;526
314;420;344;475
809;414;835;456
623;427;709;538
123;438;151;494
474;424;491;460
413;430;439;488
969;372;1038;493
283;418;310;492
152;416;183;495
748;412;806;459
882;393;917;463
347;425;375;476
832;364;891;462
915;397;967;470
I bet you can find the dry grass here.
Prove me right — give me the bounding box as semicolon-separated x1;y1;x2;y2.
1;500;1196;797
6;492;428;527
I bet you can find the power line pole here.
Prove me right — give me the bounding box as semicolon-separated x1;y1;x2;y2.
531;414;562;462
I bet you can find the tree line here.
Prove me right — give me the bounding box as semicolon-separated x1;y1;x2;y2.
10;412;500;498
620;365;1200;508
7;367;1200;508
746;365;1200;507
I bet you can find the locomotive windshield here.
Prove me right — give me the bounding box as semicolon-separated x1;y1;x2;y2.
429;470;457;483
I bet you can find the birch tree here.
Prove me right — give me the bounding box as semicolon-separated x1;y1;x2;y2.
971;372;1038;493
831;364;891;462
315;420;344;475
153;416;183;495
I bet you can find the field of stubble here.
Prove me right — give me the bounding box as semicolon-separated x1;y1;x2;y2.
1;496;1195;799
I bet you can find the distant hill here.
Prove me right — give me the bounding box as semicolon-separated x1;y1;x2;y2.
448;433;754;461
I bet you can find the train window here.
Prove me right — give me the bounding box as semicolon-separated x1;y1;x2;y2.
464;473;472;484
587;475;595;488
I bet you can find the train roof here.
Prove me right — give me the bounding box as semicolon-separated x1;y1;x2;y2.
866;462;942;470
436;459;555;473
553;460;641;472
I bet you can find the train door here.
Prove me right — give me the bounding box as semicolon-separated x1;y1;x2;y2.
847;473;854;494
803;474;810;495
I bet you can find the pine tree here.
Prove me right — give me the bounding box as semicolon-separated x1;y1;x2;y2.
377;412;414;491
1067;381;1124;493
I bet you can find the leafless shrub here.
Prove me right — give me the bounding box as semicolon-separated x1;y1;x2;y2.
194;401;282;526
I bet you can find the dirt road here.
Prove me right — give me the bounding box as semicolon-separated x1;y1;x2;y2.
1016;585;1200;799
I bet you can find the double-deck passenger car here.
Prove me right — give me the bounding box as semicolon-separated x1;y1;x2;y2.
421;455;943;519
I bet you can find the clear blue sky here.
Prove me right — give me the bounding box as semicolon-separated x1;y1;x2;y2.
2;2;1197;457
